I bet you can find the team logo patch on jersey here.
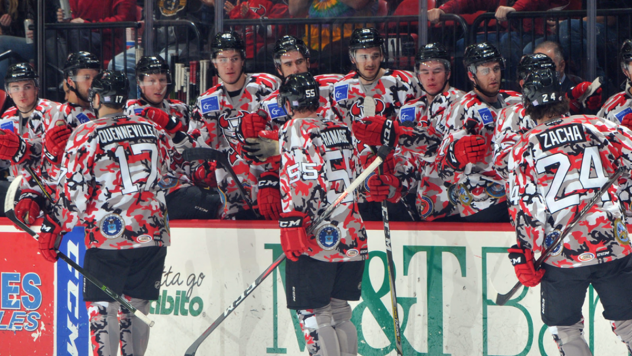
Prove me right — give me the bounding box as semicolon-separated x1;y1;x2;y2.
486;183;505;199
200;96;220;114
399;107;416;123
136;235;153;243
544;230;563;257
76;112;90;124
477;108;494;125
0;121;14;132
448;184;459;206
99;213;125;239
334;85;348;101
578;252;594;262
419;196;433;219
134;108;144;115
345;249;359;258
615;107;632;122
458;184;473;206
267;102;287;119
615;218;630;245
316;224;341;251
158;176;178;189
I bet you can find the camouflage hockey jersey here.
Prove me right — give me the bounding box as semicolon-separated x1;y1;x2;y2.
186;73;280;219
436;90;522;217
50;113;186;250
0;99;60;190
125;98;191;129
507;115;632;268
280;116;367;263
493;103;535;181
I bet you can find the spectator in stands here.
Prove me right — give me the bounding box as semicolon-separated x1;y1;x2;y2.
0;0;36;89
533;41;582;94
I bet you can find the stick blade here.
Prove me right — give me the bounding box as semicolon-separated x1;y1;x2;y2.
5;175;22;214
495;281;523;306
183;148;222;162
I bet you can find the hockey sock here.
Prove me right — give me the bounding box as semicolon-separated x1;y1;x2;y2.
86;301;120;356
610;320;632;353
330;298;358;356
119;297;151;356
549;319;592;356
297;305;341;356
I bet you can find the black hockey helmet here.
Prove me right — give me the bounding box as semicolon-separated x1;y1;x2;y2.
522;68;561;107
463;42;505;71
89;70;129;107
517;53;555;81
211;31;246;59
349;28;384;51
273;35;310;62
136;55;171;81
415;42;450;70
278;72;319;112
63;51;101;78
5;62;39;86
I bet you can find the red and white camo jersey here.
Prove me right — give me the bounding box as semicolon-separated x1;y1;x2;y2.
0;98;60;190
507;115;632;268
597;89;632;124
50;113;186;250
493;104;535;181
186;73;280;219
124;98;191;129
41;103;97;195
436;90;522;217
280;115;367;263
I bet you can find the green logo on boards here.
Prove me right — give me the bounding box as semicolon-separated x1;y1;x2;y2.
150;290;204;316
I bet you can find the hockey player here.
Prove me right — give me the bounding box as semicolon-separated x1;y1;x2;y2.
435;42;522;222
37;71;183;356
239;35;342;220
507;67;632;355
330;27;418;221
279;72;365;356
0;63;60;223
184;31;280;219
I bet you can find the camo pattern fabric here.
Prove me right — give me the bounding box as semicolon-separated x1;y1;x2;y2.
507;115;632;268
436;90;522;217
125;98;191;129
280;116;367;263
186;73;280;219
50;113;187;250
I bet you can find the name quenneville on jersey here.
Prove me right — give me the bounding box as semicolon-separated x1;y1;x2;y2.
125;98;190;129
188;73;280;219
51;113;185;250
436;90;522;217
280;116;367;263
507;115;632;268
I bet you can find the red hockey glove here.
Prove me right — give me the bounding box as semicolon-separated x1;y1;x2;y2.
567;80;603;113
43;122;72;164
15;190;42;226
141;107;184;134
0;129;25;161
621;113;632;131
508;244;544;287
279;211;311;261
240;113;267;139
448;135;487;169
39;215;64;263
366;174;402;203
257;171;281;220
352;115;401;147
192;161;217;188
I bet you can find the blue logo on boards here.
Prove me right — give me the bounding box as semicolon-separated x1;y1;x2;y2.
268;102;287;119
76;113;90;124
615;107;632;122
200;96;220;114
478;108;494;125
334;85;348;101
0;121;14;132
399;107;416;123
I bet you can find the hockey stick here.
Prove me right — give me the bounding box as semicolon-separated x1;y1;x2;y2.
4;175;156;327
183;145;393;356
182;147;259;216
494;169;624;306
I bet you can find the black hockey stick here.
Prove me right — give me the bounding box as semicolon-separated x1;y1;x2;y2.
4;175;156;327
495;169;624;306
183;147;259;216
183;145;393;356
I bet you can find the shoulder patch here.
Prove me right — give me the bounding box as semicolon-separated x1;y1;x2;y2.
399;107;416;123
1;121;14;132
615;107;632;122
76;112;90;124
267;102;287;119
334;84;349;101
134;108;144;115
200;96;220;114
477;108;494;125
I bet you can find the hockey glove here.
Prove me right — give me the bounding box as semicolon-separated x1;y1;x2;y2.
257;171;281;220
243;130;280;162
240;113;268;139
192;161;217;188
448;135;487;169
0;129;26;162
43;122;72;164
352;115;402;147
366;174;403;203
141;107;184;134
279;211;311;261
508;244;544;287
621;113;632;131
15;190;42;226
39;215;63;263
567;80;603;113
